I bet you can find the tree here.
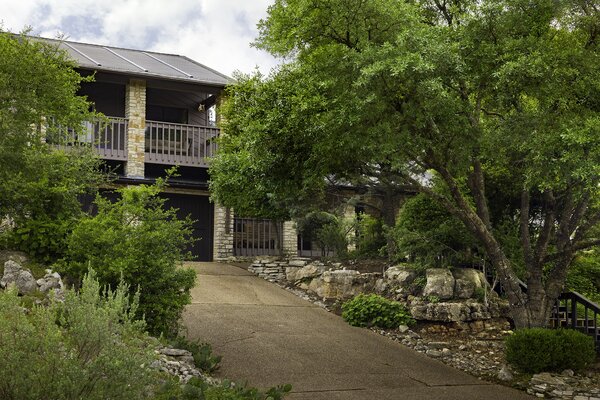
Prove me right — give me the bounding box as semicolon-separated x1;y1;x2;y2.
211;0;600;328
0;32;103;261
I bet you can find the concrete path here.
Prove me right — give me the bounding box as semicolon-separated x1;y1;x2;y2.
182;263;531;399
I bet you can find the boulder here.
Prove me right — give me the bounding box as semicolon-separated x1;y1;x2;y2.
286;263;327;282
410;301;471;322
308;270;377;300
452;268;487;299
423;268;455;300
1;260;37;295
384;265;416;286
36;271;63;293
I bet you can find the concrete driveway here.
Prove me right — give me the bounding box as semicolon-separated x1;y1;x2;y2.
182;262;531;399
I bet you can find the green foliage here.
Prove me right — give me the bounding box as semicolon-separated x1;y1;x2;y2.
342;293;415;329
0;33;104;262
163;378;292;400
8;214;76;263
296;211;349;257
567;250;600;304
218;0;600;327
61;182;196;336
393;193;481;267
353;214;386;258
0;272;156;400
169;337;222;373
505;328;596;374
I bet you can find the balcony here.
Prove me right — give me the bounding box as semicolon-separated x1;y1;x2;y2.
55;117;218;168
144;120;218;168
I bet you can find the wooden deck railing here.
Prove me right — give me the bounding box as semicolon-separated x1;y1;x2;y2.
51;117;128;161
144;120;219;167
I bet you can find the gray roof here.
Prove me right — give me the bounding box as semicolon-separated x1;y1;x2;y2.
37;37;231;87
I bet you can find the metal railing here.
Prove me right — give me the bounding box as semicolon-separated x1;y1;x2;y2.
233;218;283;257
51;117;128;161
550;291;600;350
145;120;219;167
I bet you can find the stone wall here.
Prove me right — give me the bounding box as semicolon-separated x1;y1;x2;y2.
125;79;146;178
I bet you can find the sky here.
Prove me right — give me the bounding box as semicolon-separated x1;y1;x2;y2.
0;0;280;77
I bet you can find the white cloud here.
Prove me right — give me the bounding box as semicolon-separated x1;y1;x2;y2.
0;0;279;76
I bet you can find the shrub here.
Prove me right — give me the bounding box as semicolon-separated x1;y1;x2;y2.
61;181;196;336
0;272;156;400
169;336;222;373
187;379;292;400
342;294;415;329
353;214;386;258
505;328;596;374
296;211;350;257
391;193;481;267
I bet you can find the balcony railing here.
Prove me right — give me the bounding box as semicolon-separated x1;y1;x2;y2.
145;120;219;168
54;117;219;168
52;117;128;161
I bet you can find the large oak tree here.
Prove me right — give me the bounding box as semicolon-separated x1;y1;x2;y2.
210;0;600;327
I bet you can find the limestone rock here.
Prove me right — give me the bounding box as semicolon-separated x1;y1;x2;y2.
410;301;471;322
36;271;63;293
308;270;377;300
286;263;327;282
498;365;514;381
1;260;37;295
384;265;416;286
452;269;487;299
423;268;455;300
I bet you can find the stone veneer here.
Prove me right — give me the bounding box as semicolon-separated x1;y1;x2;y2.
282;221;297;256
125;79;146;178
212;204;234;261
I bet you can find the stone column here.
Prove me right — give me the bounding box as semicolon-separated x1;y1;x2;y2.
344;204;357;251
281;220;297;257
125;79;146;178
213;204;234;260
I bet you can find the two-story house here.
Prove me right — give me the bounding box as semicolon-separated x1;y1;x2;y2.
44;37;299;261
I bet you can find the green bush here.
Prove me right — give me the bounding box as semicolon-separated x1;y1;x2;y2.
170;336;222;373
342;294;415;329
567;250;600;304
391;193;482;267
354;214;386;258
188;379;292;400
296;211;349;257
505;328;596;374
61;181;196;336
0;272;156;400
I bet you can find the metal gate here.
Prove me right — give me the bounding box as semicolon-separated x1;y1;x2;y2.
233;218;282;257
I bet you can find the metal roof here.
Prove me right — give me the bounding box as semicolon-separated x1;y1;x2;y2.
37;37;231;87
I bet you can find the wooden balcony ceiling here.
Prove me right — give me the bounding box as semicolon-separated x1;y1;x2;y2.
36;37;232;87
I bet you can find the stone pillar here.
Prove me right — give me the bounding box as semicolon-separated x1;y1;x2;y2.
344;204;357;251
281;220;297;257
125;79;146;178
213;204;234;260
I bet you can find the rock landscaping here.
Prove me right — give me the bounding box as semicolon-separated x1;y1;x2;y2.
248;257;509;324
1;257;65;301
245;256;600;400
153;346;219;385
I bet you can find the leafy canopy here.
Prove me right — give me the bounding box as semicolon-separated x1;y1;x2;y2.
213;0;600;327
